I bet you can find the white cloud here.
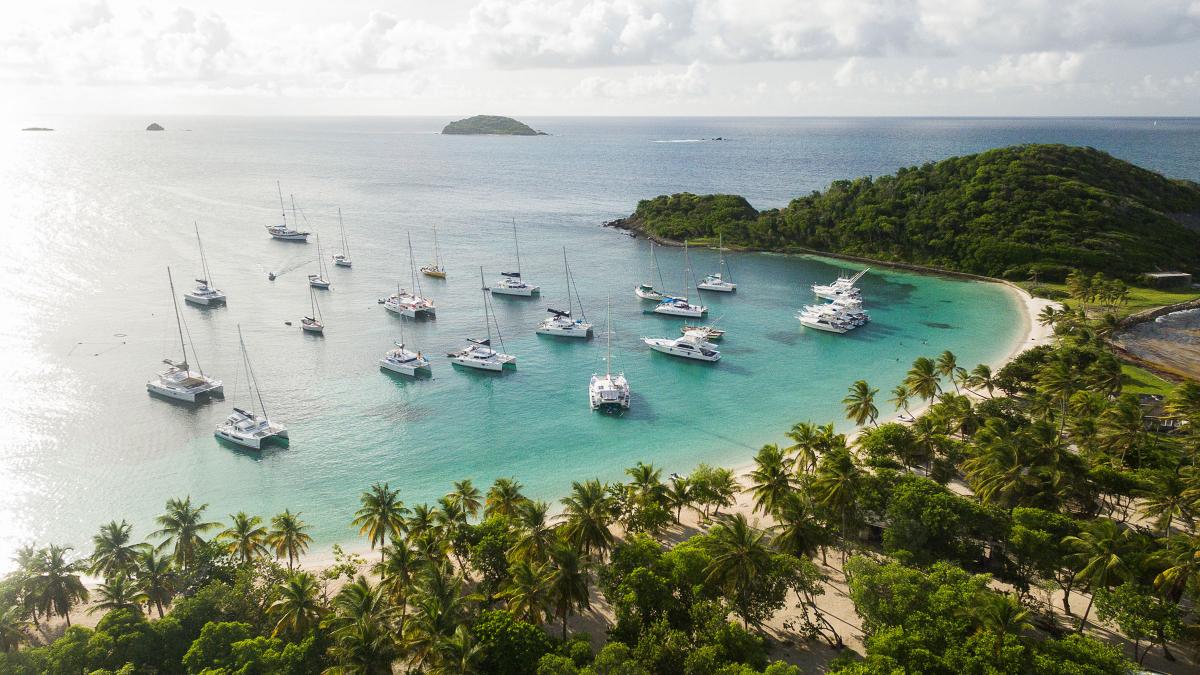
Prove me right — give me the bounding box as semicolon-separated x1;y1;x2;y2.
956;51;1085;91
575;61;709;98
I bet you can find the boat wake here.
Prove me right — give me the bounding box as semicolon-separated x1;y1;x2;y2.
652;139;705;143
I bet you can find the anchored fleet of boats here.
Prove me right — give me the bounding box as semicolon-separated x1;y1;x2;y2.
150;187;874;450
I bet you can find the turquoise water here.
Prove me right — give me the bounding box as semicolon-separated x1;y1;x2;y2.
2;117;1196;568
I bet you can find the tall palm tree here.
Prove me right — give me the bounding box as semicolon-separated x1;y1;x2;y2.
325;618;400;675
268;510;313;570
0;604;28;653
89;520;148;581
935;351;960;393
904;357;942;402
1036;359;1079;432
786;421;824;474
26;545;89;626
87;574;146;616
1099;394;1147;464
150;496;221;571
663;475;694;523
331;576;391;632
1153;533;1200;603
374;539;417;631
1037;304;1060;327
625;462;665;503
770;492;825;563
704;513;772;629
547;543;590;640
501;559;553;624
1138;471;1194;535
407;504;439;542
811;449;861;562
404;565;466;671
218;512;269;564
1063;519;1134;632
747;443;795;515
967;364;996;397
560;480;615;558
133;550;175;618
510;501;555;565
843;380;880;427
447;479;483;519
353;482;409;563
434;625;483;675
967;591;1033;658
888;384;912;416
485;478;528;518
269;571;323;638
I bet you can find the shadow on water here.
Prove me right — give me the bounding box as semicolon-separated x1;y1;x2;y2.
920;321;957;330
379;366;434;385
765;330;801;345
363;400;433;423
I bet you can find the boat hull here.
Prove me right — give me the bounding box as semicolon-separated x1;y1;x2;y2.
698;282;736;292
451;357;504;371
380;358;430;377
635;287;664;301
268;232;308;241
146;382;223;403
301;324;324;333
308;277;331;289
644;339;720;362
490;285;539;296
653;304;706;318
422;268;446;278
536;324;593;338
183;293;226;306
799;317;850;333
334;259;352;268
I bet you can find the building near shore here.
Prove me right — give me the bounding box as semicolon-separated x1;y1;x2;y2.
1142;271;1193;288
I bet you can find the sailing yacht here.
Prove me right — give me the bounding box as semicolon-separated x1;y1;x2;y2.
183;222;226;306
379;315;430;376
300;286;324;333
332;207;352;267
652;241;707;317
643;333;721;362
383;233;436;317
420;227;446;278
265;183;310;241
634;241;666;300
214;326;288;450
308;234;331;288
697;233;736;292
147;268;224;402
537;247;593;338
589;300;630;412
450;268;517;371
491;220;539;296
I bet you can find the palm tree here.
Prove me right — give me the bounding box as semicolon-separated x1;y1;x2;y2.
967;364;996;397
935;351;960;393
218;512;269;564
843;380;880;426
888;384;912;416
447;479;483;519
1138;471;1194;535
331;576;391;632
663;475;694;522
374;539;417;631
904;357;942;402
269;571;323;638
407;503;439;542
25;545;89;626
786;421;823;474
150;496;221;571
1037;304;1060;327
747;443;795;515
1153;533;1200;602
811;449;861;563
404;565;467;671
704;513;772;629
501;559;553;624
625;462;665;503
1036;359;1079;432
89;520;148;581
434;625;483;675
547;543;590;640
87;574;145;616
268;510;313;570
1063;519;1134;632
326;618;400;675
510;501;555;565
133;550;175;618
353;482;409;563
967;591;1033;658
1099;394;1147;464
485;478;528;518
770;492;825;563
0;604;28;653
560;480;615;558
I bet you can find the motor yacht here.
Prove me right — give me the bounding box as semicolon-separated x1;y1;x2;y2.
643;334;721;362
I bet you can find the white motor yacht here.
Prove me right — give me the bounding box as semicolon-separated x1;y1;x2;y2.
213;326;287;451
643;334;721;362
537;247;593;338
812;268;868;300
798;313;854;333
183;223;226;306
590;300;630;412
491;220;539;296
148;268;223;402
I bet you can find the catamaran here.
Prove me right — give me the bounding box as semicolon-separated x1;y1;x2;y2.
308;234;331;288
420;227;446;278
214;325;288;450
537;247;593;338
300;285;324;333
652;241;707;317
635;240;666;300
379;314;430;376
266;183;310;241
491;220;539;296
147;268;223;402
383;233;436;318
589;299;630;412
643;333;721;362
697;233;736;292
812;268;869;300
183;222;226;306
450;268;517;372
332;207;352;267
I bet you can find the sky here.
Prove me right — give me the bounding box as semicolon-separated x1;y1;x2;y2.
1;0;1198;117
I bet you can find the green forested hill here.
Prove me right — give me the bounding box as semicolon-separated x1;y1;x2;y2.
625;145;1200;279
442;115;543;135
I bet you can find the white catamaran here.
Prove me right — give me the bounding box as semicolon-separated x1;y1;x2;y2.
635;240;666;300
266;183;310;241
300;285;324;333
537;247;593;338
589;299;630;412
332;207;352;268
147;268;224;402
308;233;331;288
450;268;517;372
420;227;446;278
697;233;736;292
379;314;431;377
383;233;436;318
491;220;539;296
652;241;707;317
214;326;288;450
183;222;226;306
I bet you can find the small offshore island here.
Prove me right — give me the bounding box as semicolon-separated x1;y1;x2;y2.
442;114;545;135
21;127;53;132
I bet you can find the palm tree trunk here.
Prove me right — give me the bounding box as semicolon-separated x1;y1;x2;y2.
1076;592;1096;632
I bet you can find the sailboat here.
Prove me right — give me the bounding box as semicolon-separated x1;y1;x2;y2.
450;267;517;371
214;325;288;450
490;220;539;296
383;233;436;318
420;227;446;278
265;183;310;241
697;233;736;292
634;240;666;300
379;314;431;377
183;222;226;306
589;299;630;412
308;234;331;288
652;240;708;317
147;267;224;402
332;207;352;267
537;247;593;338
301;285;324;333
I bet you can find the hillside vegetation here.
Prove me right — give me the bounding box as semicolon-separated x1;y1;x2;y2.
625;145;1200;280
442;115;543;135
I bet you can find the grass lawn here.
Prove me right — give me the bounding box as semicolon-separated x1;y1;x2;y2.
1121;362;1174;396
1022;282;1199;318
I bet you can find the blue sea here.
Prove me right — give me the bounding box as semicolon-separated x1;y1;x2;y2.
1;116;1197;569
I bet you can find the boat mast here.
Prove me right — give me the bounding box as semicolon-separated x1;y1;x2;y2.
167;267;188;369
194;222;212;286
277;181;287;226
433;227;441;269
562;246;570;309
338;207;349;257
408;233;422;296
315;233;327;277
651;241;666;291
479;266;492;344
605;297;613;377
238;325;269;418
683;240;690;299
512;218;522;277
289;194;298;231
